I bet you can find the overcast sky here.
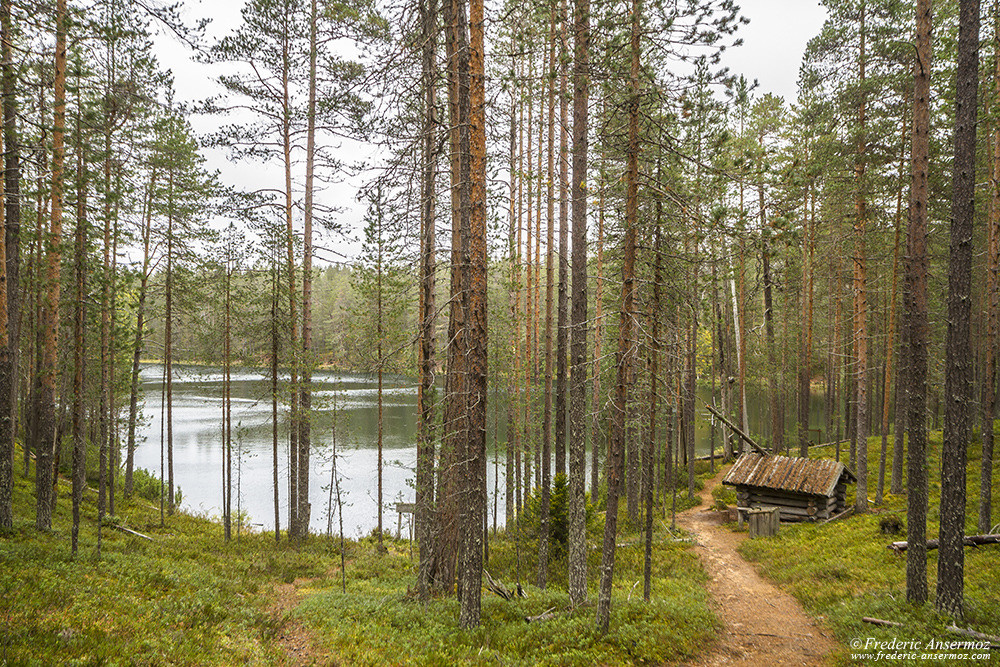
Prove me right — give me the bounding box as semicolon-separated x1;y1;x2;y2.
153;0;829;260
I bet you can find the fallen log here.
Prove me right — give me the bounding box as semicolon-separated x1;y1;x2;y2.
525;607;556;623
820;506;855;525
945;624;1000;647
109;524;154;541
863;617;903;628
887;534;1000;553
864;618;1000;649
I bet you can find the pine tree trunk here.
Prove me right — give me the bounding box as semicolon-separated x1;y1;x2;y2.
980;3;1000;536
166;169;174;514
799;177;814;458
36;0;67;531
0;0;20;530
416;0;439;599
437;0;471;593
125;170;156;498
937;0;978;621
905;0;932;605
568;0;590;607
538;7;557;588
71;112;86;554
597;0;637;632
853;0;870;513
644;222;663;602
555;0;570;481
298;0;319;540
459;0;487;626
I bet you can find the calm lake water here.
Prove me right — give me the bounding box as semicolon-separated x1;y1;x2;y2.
133;364;829;536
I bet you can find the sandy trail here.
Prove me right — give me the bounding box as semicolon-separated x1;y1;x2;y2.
675;470;838;666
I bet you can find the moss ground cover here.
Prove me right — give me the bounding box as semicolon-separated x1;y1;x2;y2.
2;451;720;665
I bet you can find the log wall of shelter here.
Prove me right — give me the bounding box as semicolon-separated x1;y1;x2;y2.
735;482;847;522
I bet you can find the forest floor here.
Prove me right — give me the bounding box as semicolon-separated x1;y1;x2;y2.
677;470;838;666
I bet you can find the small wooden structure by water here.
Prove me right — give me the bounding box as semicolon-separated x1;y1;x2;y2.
723;452;856;522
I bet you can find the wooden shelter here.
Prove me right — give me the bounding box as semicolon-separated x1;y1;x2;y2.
722;452;856;522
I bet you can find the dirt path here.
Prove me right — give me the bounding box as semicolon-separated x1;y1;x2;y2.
270;579;325;666
676;470;838;666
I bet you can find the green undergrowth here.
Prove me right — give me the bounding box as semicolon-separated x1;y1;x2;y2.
2;447;721;665
738;424;1000;666
297;519;717;666
0;448;331;665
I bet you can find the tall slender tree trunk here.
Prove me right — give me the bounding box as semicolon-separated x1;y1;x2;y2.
937;0;979;621
538;6;557;589
597;0;637;632
880;122;906;502
555;0;570;480
905;0;932;605
0;0;20;530
644;220;663;602
298;0;319;541
437;0;470;593
125;170;156;498
799;176;814;458
568;0;590;607
166;167;174;514
760;177;780;452
271;245;281;541
854;0;870;513
891;115;909;496
416;0;438;599
71;106;86;554
458;0;487;626
590;154;604;503
280;10;301;539
980;3;1000;535
36;0;67;531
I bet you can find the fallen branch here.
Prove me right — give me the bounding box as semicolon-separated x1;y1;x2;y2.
484;570;525;601
863;617;903;628
945;625;1000;647
820;506;855;525
864;618;1000;648
887;534;1000;553
525;607;556;623
109;524;154;541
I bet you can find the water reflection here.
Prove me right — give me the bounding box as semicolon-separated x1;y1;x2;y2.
134;364;829;535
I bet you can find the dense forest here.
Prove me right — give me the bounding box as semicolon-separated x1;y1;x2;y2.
1;0;999;649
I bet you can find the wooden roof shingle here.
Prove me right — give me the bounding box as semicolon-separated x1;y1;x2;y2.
722;452;857;497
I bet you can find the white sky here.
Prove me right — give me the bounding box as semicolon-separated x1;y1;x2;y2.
719;0;829;102
151;0;829;260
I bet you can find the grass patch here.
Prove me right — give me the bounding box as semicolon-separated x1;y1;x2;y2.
737;424;1000;666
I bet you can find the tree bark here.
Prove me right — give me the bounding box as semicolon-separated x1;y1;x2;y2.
853;0;870;514
126;170;156;498
416;0;438;599
555;0;570;481
36;0;67;531
980;2;1000;536
459;0;487;626
905;0;932;605
568;0;590;608
937;0;978;621
597;0;637;632
298;0;319;541
0;0;20;530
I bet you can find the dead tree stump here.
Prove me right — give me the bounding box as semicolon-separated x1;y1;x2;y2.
748;506;780;538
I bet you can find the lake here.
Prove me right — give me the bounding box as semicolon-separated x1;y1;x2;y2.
133;364;830;536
